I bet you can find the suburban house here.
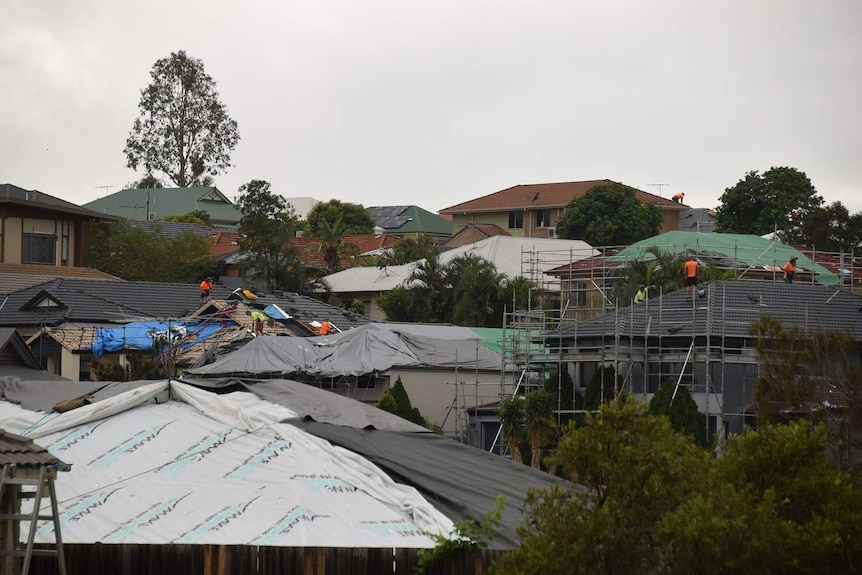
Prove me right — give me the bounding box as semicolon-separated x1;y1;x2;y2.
367;205;453;241
543;230;850;322
83;186;242;228
535;280;862;443
0;276;368;381
0;328;68;381
207;231;401;286
184;322;509;440
321;235;596;321
0;378;563;568
0;183;119;269
438;179;686;241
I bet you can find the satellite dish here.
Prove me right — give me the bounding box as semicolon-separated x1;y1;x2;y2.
148;212;159;221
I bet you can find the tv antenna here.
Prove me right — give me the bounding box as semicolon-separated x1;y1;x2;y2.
95;185;117;197
647;183;669;198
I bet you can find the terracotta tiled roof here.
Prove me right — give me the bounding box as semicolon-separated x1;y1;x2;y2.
206;231;240;258
286;234;401;268
439;180;682;213
0;429;64;467
213;233;401;268
545;251;624;275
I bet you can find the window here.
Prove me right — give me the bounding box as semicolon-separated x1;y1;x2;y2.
569;280;587;307
23;234;56;264
535;210;552;228
508;211;524;229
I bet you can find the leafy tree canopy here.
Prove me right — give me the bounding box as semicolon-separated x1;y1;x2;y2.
555;183;664;246
750;315;862;461
375;235;440;266
126;174;165;189
162;209;212;227
124;50;240;188
491;398;862;574
798;200;862;253
305;199;375;237
716;166;823;236
88;220;217;283
236;180;304;292
649;379;708;447
376;377;428;427
377;254;536;327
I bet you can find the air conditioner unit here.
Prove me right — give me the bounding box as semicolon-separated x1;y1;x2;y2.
547;227;556;238
148;212;159;221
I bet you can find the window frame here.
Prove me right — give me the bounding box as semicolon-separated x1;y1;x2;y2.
508;211;524;229
22;233;57;265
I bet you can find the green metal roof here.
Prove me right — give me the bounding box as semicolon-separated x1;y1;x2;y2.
83;187;242;227
367;205;453;236
468;327;546;355
608;231;839;285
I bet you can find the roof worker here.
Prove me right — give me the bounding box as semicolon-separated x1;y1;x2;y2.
783;256;798;284
671;192;685;204
246;309;266;335
199;276;213;305
684;255;699;297
318;319;333;336
634;284;655;304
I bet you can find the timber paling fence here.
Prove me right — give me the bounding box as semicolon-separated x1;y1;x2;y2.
29;544;511;575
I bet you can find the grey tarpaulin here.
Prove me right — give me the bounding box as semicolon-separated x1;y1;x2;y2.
180;377;429;433
186;323;503;378
291;420;568;549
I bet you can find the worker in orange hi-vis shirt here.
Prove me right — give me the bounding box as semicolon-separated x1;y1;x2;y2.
684;255;698;297
199;277;213;305
783;256;798;284
318;319;333;336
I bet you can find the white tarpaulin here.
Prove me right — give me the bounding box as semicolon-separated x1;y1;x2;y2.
0;381;453;547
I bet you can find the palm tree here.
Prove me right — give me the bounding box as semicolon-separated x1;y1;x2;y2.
316;216;354;273
614;246;685;305
409;254;451;322
524;390;556;469
498;396;526;463
448;255;507;326
376;234;440;266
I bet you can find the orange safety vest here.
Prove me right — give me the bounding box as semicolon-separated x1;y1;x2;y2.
684;260;698;278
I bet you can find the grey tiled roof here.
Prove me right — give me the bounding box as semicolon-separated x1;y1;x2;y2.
0;278;371;331
677;208;717;233
129;220;213;238
0;328;43;369
0;279;235;328
0;429;64;467
553;280;862;341
241;291;371;330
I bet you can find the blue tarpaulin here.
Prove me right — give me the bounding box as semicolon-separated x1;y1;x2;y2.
91;321;230;358
263;304;292;320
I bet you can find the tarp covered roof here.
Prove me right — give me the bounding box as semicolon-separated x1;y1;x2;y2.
608;231;839;284
186;323;503;378
0;377;566;549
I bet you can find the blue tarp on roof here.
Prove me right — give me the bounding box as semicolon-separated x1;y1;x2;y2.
91;321;229;357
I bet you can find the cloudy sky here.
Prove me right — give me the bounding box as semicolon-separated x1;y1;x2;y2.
3;0;860;214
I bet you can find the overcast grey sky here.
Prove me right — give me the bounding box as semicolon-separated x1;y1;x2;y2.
3;0;860;214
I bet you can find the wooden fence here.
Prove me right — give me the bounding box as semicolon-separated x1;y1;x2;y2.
28;544;512;575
